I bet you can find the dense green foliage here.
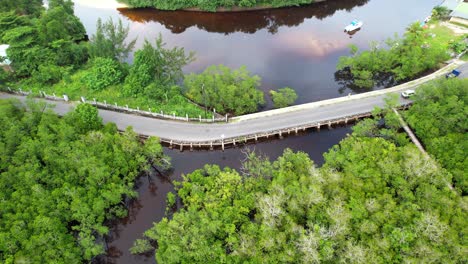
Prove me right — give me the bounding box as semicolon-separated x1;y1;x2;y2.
431;6;451;21
83;57;127;91
117;0;317;11
270;87;298;108
0;1;87;79
0;0;44;16
134;84;467;262
185;65;265;115
337;23;462;88
88;18;136;62
2;10;205;116
138;140;465;263
405;79;468;193
123;36;195;98
0;99;169;263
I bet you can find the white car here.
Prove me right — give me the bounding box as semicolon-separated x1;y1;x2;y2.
344;20;363;32
401;89;415;98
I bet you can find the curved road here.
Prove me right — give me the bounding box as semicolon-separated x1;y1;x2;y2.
1;62;466;144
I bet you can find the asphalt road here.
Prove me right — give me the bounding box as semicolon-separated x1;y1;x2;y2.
0;91;413;142
1;63;466;143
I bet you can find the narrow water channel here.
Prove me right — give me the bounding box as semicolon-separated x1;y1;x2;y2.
71;0;443;262
102;126;351;264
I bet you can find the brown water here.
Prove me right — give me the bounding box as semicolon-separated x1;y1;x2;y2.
72;0;442;263
101;126;352;264
74;0;439;106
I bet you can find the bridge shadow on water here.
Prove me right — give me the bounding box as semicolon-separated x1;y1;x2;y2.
117;0;369;35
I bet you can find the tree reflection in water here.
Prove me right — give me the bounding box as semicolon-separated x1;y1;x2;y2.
118;0;369;35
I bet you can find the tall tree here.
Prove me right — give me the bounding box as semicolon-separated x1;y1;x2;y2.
123;36;194;97
88;18;136;62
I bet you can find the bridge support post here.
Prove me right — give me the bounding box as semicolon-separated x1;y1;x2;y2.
317;123;321;131
179;144;183;152
279;131;283;139
303;127;306;131
233;139;236;146
255;135;258;142
328;121;332;129
345;118;348;124
169;140;173;149
199;142;201;148
295;128;298;134
287;129;290;135
221;141;225;151
266;134;269;139
190;143;193;152
210;142;213;151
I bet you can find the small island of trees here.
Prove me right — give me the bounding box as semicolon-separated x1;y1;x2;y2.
117;0;320;12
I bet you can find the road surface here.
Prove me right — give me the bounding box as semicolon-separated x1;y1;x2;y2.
1;62;466;144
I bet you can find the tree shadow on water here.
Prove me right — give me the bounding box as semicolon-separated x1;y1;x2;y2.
335;68;397;94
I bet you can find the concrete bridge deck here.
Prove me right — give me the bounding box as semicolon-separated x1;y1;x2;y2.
1;61;466;150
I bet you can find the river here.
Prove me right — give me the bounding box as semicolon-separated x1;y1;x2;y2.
71;0;441;263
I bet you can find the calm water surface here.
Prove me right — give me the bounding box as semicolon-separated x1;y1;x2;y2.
103;127;351;264
72;0;441;263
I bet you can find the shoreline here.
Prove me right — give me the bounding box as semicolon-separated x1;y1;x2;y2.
118;0;326;13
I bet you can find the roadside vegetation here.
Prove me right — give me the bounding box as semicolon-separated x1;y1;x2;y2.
405;78;467;194
117;0;319;12
270;87;298;108
0;0;272;117
184;65;265;115
132;79;467;263
337;21;467;89
0;99;170;263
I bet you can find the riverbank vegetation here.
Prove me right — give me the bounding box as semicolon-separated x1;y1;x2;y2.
270;87;298;108
0;3;207;116
405;78;467;194
0;99;170;263
117;0;318;12
337;22;467;89
133;78;466;262
0;1;274;116
185;65;265;115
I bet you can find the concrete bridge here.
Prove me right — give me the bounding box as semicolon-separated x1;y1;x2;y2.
1;61;466;150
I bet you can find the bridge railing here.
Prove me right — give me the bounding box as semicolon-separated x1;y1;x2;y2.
0;87;228;123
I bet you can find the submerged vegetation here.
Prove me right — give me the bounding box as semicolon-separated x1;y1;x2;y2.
117;0;319;12
134;79;467;263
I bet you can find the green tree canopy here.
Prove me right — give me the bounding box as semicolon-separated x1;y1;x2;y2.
270;87;298;108
405;78;468;193
83;57;127;91
139;141;465;263
337;23;457;89
184;64;265;115
123;36;194;97
0;0;44;16
88;18;136;62
117;0;318;12
0;98;169;263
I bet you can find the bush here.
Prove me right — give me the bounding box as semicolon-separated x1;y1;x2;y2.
184;64;265;115
270;87;297;108
83;57;126;91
